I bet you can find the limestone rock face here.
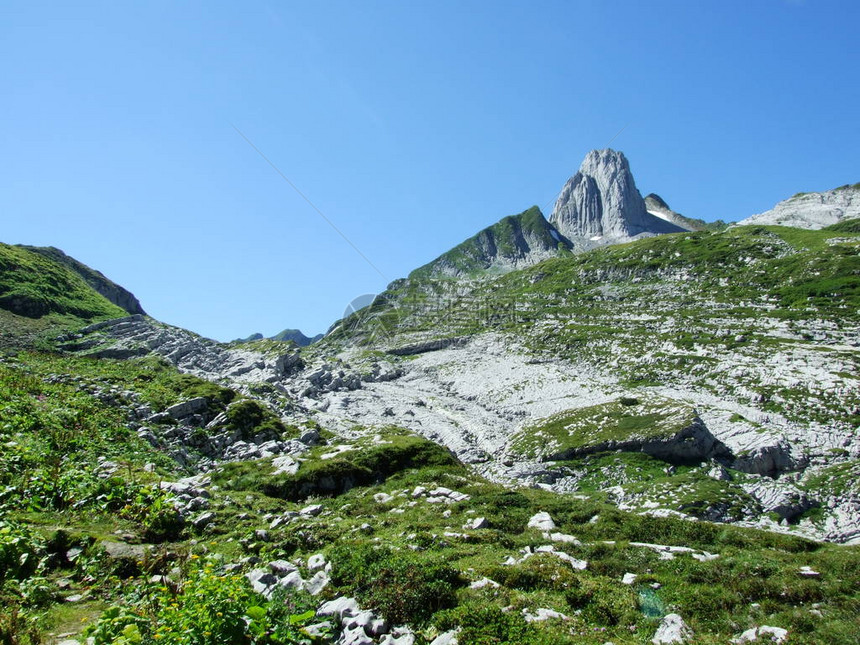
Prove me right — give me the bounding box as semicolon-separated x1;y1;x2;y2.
550;149;684;242
738;184;860;229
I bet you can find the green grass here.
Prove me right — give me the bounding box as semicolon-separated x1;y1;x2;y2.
17;351;235;413
201;449;860;644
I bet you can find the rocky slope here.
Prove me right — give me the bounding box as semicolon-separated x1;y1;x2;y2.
739;183;860;229
309;222;860;544
58;221;860;545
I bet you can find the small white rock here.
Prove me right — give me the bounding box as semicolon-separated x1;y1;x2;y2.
731;625;789;644
470;577;501;589
300;504;323;516
308;553;327;571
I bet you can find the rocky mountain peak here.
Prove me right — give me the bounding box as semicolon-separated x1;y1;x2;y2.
550;149;684;242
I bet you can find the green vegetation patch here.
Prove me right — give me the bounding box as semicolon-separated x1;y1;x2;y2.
509;395;698;460
18;352;235;413
329;542;463;625
822;217;860;234
802;462;860;498
214;427;461;501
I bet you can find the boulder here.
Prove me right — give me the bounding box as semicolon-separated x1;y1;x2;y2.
652;613;693;644
527;512;556;531
318;596;360;622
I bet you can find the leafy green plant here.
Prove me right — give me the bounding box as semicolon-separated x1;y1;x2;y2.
436;604;541;645
118;485;184;542
0;520;44;582
87;558;318;645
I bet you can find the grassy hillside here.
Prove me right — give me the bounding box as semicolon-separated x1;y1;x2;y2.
22;246;145;316
0;244;128;349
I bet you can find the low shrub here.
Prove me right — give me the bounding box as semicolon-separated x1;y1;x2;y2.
563;574;638;626
225;400;287;440
436;604;541;645
329;543;463;625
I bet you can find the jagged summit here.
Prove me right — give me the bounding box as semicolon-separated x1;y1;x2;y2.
550;149;686;244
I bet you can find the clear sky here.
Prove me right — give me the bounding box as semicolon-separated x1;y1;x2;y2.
2;1;858;341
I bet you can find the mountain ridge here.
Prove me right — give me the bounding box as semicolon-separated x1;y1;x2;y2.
409;206;566;278
738;182;860;229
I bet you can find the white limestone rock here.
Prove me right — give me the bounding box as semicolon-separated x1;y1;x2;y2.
652;613;694;644
318;596;360;622
731;625;789;643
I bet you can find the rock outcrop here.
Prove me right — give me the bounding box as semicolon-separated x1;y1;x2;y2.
550;149;685;245
738;183;860;229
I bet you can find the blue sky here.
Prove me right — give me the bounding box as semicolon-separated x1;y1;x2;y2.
2;1;858;340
